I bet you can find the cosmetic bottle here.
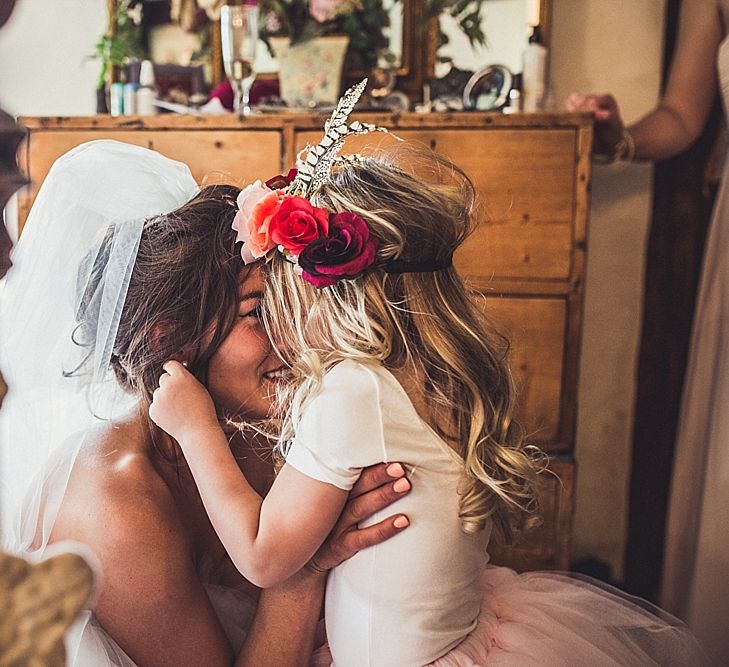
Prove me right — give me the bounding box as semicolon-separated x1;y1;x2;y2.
136;60;157;116
522;25;547;112
109;82;125;117
123;76;139;116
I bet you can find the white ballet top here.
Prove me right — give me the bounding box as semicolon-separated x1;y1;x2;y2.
285;359;490;667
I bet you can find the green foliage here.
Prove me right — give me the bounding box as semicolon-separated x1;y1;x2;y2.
423;0;487;49
90;0;145;89
89;0;490;91
258;0;489;72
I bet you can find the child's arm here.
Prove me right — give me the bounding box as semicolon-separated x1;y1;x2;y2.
149;360;348;588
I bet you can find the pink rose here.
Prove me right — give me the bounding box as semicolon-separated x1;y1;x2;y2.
232;180;275;263
233;184;288;262
233;180;270;241
269;196;329;255
247;191;289;259
298;211;377;287
309;0;341;23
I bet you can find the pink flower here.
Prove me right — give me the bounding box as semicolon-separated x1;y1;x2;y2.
232;181;287;262
309;0;341;22
269;197;330;255
298;211;377;287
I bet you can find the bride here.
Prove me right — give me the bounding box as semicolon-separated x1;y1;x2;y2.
0;140;411;666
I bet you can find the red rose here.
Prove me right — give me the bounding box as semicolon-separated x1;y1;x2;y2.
269;196;329;255
298;211;377;287
265;168;298;190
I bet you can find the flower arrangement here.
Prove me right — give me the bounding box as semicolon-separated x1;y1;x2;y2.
231;79;385;287
259;0;390;71
232;169;378;287
258;0;489;73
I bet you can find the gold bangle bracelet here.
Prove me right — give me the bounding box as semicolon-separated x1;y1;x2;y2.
611;128;635;164
593;128;635;165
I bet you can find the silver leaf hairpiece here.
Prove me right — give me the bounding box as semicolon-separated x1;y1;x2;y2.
287;78;389;198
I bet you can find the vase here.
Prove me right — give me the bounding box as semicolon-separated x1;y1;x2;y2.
270;35;349;108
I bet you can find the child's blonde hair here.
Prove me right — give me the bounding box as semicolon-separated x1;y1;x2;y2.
263;148;544;542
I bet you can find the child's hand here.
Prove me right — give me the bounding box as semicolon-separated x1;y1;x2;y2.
149;360;219;445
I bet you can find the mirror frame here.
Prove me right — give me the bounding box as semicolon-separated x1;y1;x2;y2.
369;0;552;101
108;0;551;104
389;0;439;101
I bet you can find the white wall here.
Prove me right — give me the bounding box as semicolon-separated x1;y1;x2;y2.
0;0;106;116
0;0;105;238
551;0;666;579
438;0;535;77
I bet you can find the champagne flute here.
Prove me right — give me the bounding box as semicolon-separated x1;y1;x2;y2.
220;4;259;116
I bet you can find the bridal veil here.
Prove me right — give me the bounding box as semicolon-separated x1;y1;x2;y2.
0;140;199;553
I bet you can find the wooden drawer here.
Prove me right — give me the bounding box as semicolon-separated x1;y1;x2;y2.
19;130;281;229
295;128;578;281
490;457;574;571
482;296;567;448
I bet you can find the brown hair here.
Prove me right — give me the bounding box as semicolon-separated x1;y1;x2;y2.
75;184;245;407
115;184;245;403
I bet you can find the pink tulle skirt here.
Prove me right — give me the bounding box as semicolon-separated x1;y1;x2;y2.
312;565;711;666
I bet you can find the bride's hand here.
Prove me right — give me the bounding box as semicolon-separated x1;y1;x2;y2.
306;462;411;574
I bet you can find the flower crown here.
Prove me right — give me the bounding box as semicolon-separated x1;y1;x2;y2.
231;79;387;288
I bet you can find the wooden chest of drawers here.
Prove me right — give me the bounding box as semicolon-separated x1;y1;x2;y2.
18;112;592;570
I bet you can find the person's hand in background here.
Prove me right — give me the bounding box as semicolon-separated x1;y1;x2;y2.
566;93;625;158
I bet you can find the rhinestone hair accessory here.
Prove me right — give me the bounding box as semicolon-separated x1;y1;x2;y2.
287;79;387;198
231;79;387;287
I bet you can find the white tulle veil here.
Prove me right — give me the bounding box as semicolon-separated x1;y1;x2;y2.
0;140;199;553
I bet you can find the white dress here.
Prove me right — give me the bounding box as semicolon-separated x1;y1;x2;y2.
286;360;710;667
661;13;729;664
0;140;253;666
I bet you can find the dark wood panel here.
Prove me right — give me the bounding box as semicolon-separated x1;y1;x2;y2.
490;457;574;571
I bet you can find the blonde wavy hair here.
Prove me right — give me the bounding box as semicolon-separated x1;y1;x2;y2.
262;148;544;542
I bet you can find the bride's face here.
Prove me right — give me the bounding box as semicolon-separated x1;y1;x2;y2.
205;266;287;420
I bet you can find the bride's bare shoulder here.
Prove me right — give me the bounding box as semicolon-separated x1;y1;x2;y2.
54;414;187;550
50;415;218;640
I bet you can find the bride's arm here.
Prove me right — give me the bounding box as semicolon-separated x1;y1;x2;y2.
53;458;238;666
53;455;408;667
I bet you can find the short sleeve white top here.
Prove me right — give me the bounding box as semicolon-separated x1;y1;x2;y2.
285;360;491;667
